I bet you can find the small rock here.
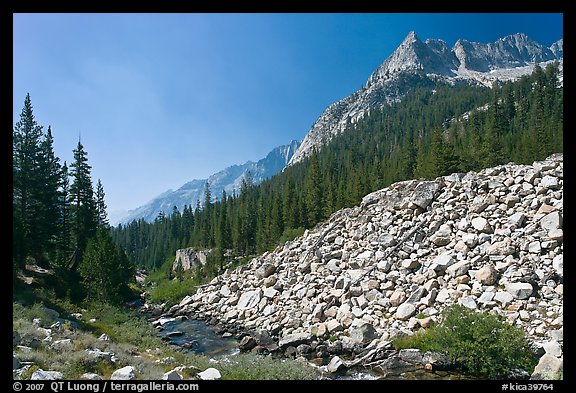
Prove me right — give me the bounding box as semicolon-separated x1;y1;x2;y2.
111;366;136;380
80;373;103;380
506;282;534;300
197;367;221;380
327;356;347;373
395;303;416;321
471;217;492;233
31;370;63;380
162;369;182;380
530;355;563;380
542;341;562;358
475;265;498;285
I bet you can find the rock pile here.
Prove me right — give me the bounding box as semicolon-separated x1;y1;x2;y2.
163;154;563;378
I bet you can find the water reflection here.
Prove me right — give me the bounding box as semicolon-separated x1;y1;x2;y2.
158;319;239;359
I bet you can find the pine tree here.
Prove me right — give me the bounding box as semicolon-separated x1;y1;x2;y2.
69;140;97;269
78;227;135;304
37;126;63;263
55;162;72;267
13;93;46;266
95;179;109;228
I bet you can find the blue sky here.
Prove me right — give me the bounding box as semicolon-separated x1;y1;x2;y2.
13;13;563;217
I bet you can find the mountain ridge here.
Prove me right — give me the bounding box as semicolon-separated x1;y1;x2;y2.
113;140;300;225
288;32;563;166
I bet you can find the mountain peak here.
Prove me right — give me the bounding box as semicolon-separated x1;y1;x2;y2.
289;31;563;167
402;30;420;44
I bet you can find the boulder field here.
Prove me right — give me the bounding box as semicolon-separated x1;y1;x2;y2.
158;154;563;379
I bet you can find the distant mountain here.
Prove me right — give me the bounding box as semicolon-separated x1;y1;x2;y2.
288;32;563;166
114;140;300;225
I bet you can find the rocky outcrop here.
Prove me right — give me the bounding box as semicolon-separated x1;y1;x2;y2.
173;248;212;272
168;154;562;377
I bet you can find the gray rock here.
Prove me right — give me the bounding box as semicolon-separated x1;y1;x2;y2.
459;296;477;309
431;253;456;274
80;373;103;380
540;211;562;230
278;332;310;349
239;335;257;351
256;263;276;279
506;282;534;300
530;355;563;380
486;238;516;256
412;182;440;209
327;356;347;373
326;319;343;333
349;320;377;344
197;367;221;380
471;217;492;233
552;255;563;277
542;341;562;357
398;348;424;364
237;289;261;310
13;355;20;370
540;175;559;189
31;369;63;380
162;369;183;380
446;260;470;277
173;248;211;271
430;224;452;246
508;212;526;227
395;303;416;321
494;291;514;305
111;366;136;380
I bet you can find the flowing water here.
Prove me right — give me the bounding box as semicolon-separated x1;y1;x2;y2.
157;318;475;380
157;318;239;359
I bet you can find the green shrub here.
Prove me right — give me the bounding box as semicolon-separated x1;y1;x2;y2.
392;304;537;378
148;279;197;308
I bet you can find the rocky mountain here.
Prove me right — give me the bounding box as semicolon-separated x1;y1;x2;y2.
160;153;563;378
288;32;563;166
114;140;300;225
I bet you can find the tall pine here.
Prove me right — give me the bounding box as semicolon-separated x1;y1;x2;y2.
69;140;97;269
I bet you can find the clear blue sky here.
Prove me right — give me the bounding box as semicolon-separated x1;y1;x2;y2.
13;13;563;216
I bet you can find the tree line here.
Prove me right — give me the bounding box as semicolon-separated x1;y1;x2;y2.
111;62;562;279
13;93;134;304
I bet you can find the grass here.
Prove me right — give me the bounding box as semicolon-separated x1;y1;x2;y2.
13;282;318;380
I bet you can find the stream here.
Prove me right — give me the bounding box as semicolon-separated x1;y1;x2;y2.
155;317;477;380
157;318;239;359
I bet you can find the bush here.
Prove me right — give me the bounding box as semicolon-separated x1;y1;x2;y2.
392;304;537;378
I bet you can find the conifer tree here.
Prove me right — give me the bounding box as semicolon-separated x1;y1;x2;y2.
95;179;109;228
69;140;97;269
13;93;46;266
